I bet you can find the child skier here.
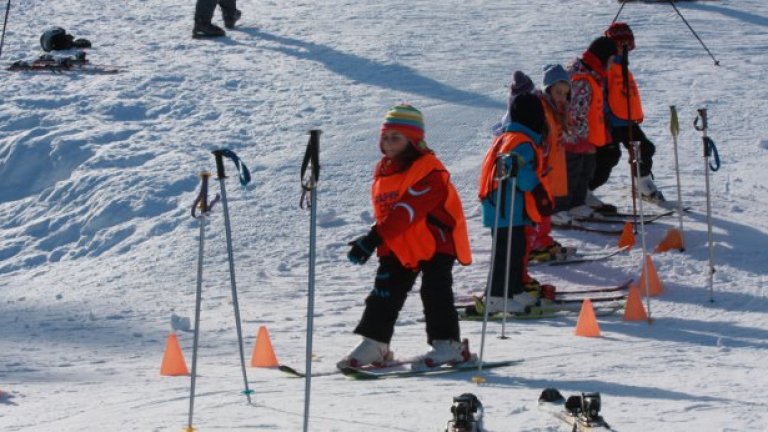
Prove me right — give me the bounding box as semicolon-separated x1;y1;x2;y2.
552;36;617;224
339;104;473;370
587;22;665;209
528;64;573;261
479;91;550;313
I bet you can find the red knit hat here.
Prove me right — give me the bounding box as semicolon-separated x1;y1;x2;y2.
605;22;635;51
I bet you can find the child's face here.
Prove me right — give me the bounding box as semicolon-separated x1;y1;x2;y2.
548;82;570;109
380;130;410;158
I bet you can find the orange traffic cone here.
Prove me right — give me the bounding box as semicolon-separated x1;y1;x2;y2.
655;228;684;253
160;332;189;376
623;285;648;321
251;326;279;368
638;254;663;297
574;299;601;337
618;222;636;249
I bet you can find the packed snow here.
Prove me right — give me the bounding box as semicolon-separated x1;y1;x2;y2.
1;0;767;431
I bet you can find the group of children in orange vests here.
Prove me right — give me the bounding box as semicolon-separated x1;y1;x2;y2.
336;22;662;370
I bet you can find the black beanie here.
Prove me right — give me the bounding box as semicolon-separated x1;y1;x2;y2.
587;36;617;66
509;93;547;136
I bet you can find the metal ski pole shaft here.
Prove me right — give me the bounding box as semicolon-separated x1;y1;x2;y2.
212;149;253;403
670;106;686;250
0;0;10;59
499;155;519;340
473;154;509;383
632;141;652;322
300;130;321;432
187;172;218;431
668;0;720;66
622;45;639;230
694;109;716;302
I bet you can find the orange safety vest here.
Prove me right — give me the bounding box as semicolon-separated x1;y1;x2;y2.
540;97;568;198
572;72;609;147
477;131;548;224
607;62;644;123
372;154;472;269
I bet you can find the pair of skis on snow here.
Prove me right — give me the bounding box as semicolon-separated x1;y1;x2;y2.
7;51;123;74
278;358;522;380
456;279;632;321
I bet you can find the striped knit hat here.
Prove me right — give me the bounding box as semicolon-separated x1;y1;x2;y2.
381;104;428;153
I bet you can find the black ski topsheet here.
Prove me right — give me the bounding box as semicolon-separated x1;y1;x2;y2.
534;246;629;267
341;358;522;380
455;279;632;306
551;221;623;235
576;209;674;224
279;358;522;380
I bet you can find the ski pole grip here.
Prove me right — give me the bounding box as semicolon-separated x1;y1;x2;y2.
212;150;227;179
669;106;679;137
694;108;708;132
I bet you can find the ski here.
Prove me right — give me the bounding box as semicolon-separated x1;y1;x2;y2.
458;303;623;321
538;388;615;431
278;364;343;378
531;246;629;266
340;359;521;380
7;61;123;74
576;209;674;224
456;279;632;305
551;221;623;235
278;357;418;378
7;52;123;74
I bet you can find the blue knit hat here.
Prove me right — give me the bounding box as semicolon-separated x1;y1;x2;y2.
542;64;570;91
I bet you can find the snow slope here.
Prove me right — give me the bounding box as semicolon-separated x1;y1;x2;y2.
1;0;767;430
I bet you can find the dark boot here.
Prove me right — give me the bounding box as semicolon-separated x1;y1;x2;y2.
192;21;226;38
223;9;242;29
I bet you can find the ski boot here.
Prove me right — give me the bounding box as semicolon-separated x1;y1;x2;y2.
418;338;475;369
336;336;393;370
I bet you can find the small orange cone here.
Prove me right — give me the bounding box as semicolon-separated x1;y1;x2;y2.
160;332;189;376
623;285;648;321
654;228;684;253
618;222;636;249
251;326;279;368
574;299;601;337
638;254;664;297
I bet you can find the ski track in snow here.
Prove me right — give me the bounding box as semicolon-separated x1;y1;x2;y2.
1;0;767;431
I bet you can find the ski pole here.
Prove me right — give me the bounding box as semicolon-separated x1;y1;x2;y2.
499;155;520;340
622;45;639;231
694;109;717;302
299;130;321;432
668;0;720;66
473;153;510;384
631;141;653;323
186;172;219;432
0;0;10;60
669;106;686;250
212;149;254;403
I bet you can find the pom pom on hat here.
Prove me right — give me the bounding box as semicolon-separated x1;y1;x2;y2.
381;104;428;153
542;64;570;91
586;36;617;66
509;70;535;96
605;22;635;51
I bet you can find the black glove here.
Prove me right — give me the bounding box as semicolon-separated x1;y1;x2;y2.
347;228;382;265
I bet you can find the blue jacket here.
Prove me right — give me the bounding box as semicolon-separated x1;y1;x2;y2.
481;123;542;228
